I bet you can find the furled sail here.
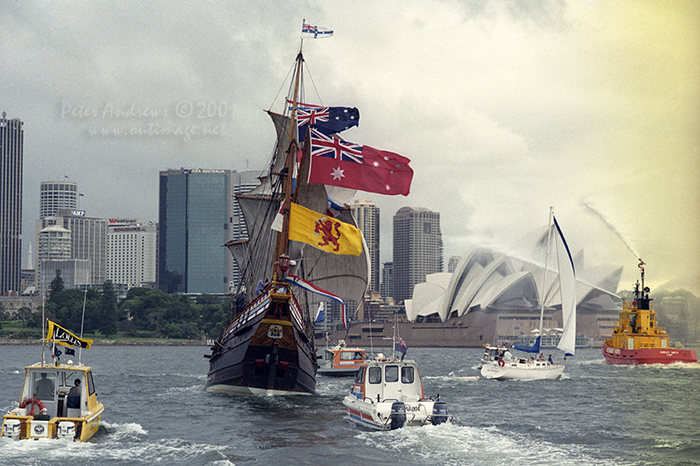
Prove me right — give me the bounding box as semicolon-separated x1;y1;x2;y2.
229;110;369;309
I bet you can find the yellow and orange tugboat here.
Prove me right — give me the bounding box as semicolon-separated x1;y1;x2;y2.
602;261;697;365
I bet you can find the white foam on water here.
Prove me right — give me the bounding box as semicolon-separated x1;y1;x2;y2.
0;429;234;466
100;420;149;437
356;422;624;466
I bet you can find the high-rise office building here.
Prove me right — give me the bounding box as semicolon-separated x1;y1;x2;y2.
107;219;157;289
448;255;462;273
40;181;78;219
159;168;231;294
351;199;380;293
0;113;23;295
381;261;393;300
392;206;443;302
37;210;108;293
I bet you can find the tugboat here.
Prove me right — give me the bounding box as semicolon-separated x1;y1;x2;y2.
602;261;697;365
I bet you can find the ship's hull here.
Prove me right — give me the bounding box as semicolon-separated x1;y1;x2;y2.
480;360;565;380
206;291;317;395
602;343;697;365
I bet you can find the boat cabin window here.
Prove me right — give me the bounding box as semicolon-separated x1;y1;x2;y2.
355;367;365;383
401;366;414;384
87;371;95;396
340;352;359;361
368;366;382;384
385;365;399;383
32;371;56;400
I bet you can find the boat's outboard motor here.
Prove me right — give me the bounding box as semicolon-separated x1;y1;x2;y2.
390;401;406;430
431;401;449;425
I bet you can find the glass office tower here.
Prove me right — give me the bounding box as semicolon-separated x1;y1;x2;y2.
158;168;231;294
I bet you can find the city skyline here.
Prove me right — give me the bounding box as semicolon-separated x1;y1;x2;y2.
2;2;698;295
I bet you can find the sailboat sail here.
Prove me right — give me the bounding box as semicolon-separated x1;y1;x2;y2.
553;215;576;356
512;211;576;355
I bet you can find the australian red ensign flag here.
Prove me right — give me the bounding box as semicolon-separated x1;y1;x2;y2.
307;128;413;196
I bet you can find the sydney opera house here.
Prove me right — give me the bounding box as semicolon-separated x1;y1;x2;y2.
346;231;624;348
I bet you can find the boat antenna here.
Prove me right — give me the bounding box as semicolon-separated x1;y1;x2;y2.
41;296;46;367
79;288;87;364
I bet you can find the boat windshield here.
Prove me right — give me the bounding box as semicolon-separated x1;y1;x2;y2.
340;351;365;361
32;372;56;400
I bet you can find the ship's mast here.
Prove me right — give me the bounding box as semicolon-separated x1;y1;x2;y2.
538;207;554;338
273;48;304;278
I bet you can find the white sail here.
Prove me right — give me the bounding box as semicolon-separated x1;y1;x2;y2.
554;215;576;356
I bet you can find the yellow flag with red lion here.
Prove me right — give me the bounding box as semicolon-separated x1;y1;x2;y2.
288;202;362;256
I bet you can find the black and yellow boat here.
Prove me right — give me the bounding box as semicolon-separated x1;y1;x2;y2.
1;321;104;441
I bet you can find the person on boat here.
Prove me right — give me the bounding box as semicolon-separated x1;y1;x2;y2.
255;278;269;294
69;379;81;397
34;372;54;399
504;349;513;361
548;354;553;364
538;353;545;361
67;379;81;409
235;293;245;314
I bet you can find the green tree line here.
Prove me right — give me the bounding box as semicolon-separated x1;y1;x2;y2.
2;270;232;340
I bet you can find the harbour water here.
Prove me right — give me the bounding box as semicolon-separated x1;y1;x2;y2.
0;345;698;465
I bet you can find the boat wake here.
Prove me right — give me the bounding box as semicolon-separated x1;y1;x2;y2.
356;423;621;466
100;421;148;438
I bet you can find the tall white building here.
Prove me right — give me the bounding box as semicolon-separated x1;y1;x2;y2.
107;219;157;289
351;199;380;292
40;181;78;219
36;209;107;291
36;224;74;296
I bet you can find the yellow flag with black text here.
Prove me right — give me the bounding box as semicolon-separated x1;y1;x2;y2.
288;202;363;256
46;320;93;349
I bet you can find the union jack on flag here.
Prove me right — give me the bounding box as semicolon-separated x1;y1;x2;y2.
301;22;333;38
310;128;363;163
286;99;325;113
298;107;330;126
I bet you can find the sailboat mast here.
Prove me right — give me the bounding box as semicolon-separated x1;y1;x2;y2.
273;49;304;276
538;207;554;337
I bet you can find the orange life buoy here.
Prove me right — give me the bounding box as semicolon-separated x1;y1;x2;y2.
19;398;47;415
498;359;505;367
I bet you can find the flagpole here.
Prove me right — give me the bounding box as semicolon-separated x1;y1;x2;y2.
41;297;46;368
79;288;87;364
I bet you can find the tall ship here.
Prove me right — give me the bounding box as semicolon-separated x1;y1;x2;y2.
602;261;697;365
205;25;413;395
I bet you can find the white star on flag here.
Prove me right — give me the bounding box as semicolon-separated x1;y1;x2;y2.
331;166;345;180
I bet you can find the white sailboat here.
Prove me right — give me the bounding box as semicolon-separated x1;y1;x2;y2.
481;207;576;380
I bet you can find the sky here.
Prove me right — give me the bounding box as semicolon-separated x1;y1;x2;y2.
2;0;699;295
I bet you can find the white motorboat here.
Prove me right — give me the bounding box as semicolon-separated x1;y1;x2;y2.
342;355;449;430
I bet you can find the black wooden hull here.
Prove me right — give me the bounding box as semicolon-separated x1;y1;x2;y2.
205;288;317;395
